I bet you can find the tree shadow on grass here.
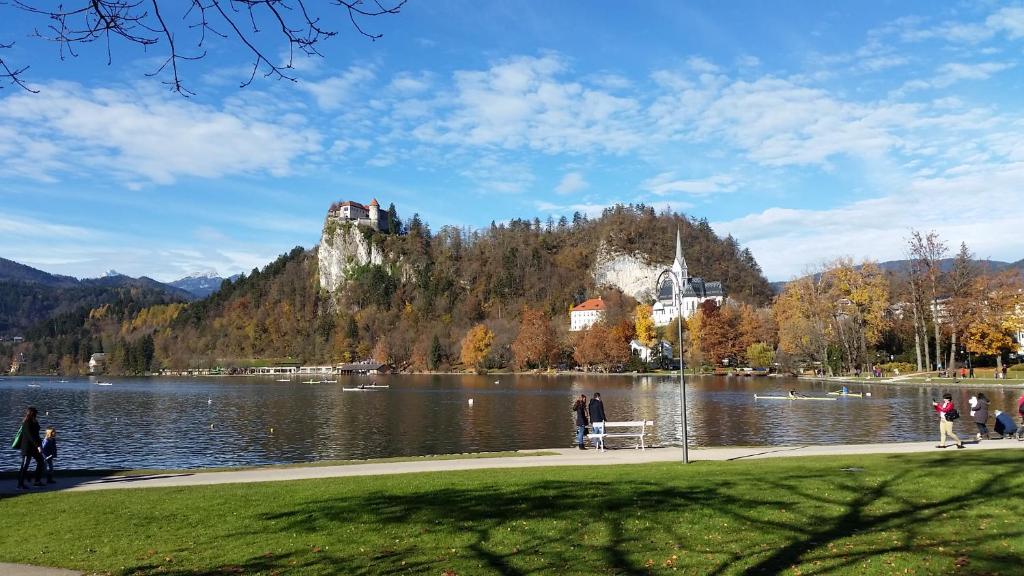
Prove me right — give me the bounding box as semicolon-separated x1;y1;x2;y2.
123;453;1024;575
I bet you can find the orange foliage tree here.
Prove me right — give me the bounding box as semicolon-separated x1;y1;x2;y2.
511;307;556;369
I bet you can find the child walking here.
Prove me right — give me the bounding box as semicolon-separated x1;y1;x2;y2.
41;427;57;484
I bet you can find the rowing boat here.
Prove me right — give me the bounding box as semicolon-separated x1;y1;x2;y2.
828;391;866;397
753;394;836;401
301;380;319;384
343;387;373;391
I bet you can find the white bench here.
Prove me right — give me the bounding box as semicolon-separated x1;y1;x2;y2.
588;420;654;451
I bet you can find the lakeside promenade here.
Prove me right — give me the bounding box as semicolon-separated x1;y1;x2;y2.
6;438;1022;493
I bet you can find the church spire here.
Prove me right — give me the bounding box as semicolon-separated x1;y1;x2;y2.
673;228;688;281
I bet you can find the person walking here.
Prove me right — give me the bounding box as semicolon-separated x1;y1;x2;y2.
971;393;990;441
933;393;964;449
13;407;45;489
1017;391;1024;425
588;393;607;449
572;394;589;450
41;427;58;483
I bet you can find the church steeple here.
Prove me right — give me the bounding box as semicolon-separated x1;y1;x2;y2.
672;228;689;281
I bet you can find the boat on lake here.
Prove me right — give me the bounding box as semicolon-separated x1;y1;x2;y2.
754;394;835;401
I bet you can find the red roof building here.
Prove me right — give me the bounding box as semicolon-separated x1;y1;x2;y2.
570;297;605;331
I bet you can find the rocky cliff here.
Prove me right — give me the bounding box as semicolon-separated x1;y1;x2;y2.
592;242;666;302
317;220;386;295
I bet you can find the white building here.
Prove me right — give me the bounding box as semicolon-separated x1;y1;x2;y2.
652;229;725;326
570;298;606;331
630;339;672;363
327;198;387;232
88;353;106;374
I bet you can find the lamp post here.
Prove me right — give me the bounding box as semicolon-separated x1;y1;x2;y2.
657;269;688;464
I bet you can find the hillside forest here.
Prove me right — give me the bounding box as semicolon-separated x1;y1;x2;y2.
2;206;1021;376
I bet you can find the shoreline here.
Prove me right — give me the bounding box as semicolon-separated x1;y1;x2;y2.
9;370;1023;389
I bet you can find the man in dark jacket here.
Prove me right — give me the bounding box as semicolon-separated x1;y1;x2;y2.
589;393;607;448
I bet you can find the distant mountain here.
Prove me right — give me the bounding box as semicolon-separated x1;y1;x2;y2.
0;257;78;287
169;272;241;299
0;258;192;336
769;257;1022;295
875;258;1016;275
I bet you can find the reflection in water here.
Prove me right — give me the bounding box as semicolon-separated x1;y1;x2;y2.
2;375;1020;470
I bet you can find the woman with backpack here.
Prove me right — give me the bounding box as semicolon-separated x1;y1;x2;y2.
932;393;964;449
13;406;46;489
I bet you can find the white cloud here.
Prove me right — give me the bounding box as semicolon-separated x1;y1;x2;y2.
412;55;646;154
642;172;737;196
460;155;536;194
388;72;432;94
554;172;588;195
713;161;1024;280
736;55;761;68
893;7;1024;44
300;66;375;110
0;84;321;184
687;56;721;74
0;213;101;239
535;200;608;218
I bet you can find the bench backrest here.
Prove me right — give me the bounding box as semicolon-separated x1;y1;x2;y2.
599;420;654;429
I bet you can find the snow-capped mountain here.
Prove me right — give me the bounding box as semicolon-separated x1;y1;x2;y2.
169;272;234;299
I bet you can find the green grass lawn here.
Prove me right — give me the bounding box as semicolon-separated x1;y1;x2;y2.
2;451;1023;575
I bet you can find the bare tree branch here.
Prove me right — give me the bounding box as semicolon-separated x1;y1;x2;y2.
1;0;406;94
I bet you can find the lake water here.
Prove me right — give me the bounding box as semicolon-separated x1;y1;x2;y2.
2;374;1021;470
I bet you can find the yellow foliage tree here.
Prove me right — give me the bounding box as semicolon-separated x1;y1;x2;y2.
963;270;1024;371
460;323;495;371
634;304;656;348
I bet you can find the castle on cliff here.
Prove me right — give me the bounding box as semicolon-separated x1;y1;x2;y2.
327;199;389;232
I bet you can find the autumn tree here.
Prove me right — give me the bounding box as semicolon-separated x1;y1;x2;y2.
634;304;656;348
573;324;609;371
825;259;890;374
943;243;978;372
511;307;556;369
908;230;948;370
773;270;833;374
963;270;1024;372
459;323;494;373
746;342;775;368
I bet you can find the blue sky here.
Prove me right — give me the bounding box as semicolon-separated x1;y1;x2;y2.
1;1;1023;282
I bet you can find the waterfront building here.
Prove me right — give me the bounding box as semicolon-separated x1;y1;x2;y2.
570;297;606;331
88;352;107;374
652;230;725;326
630;339;672;363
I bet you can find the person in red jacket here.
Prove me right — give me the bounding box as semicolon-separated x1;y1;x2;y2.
1017;392;1024;423
933;393;964;449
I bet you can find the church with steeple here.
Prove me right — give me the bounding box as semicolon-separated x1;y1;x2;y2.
651;229;725;326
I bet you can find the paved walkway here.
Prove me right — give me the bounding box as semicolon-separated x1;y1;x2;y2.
4;438;1022;493
0;563;81;576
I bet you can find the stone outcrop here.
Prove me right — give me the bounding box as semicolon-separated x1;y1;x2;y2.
317;220;386;295
592;242;666;302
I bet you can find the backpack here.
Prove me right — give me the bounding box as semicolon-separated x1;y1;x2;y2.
946;409;960;421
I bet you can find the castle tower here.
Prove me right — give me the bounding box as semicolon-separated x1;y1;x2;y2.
368;198;380;230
